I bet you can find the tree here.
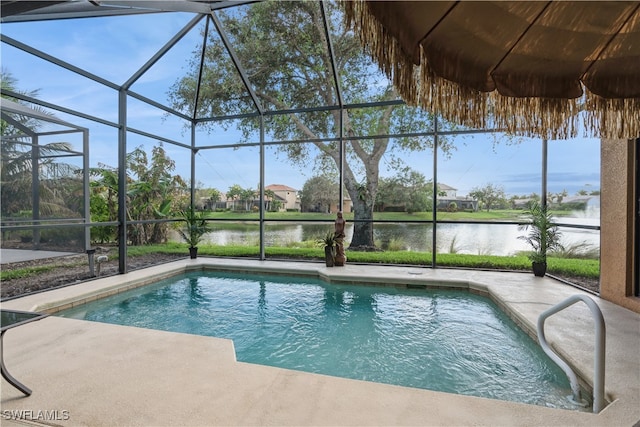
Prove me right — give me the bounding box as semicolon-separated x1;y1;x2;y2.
375;168;432;213
208;188;222;210
1;70;81;219
300;175;338;212
263;189;276;211
518;201;563;274
469;183;506;212
225;184;257;211
550;189;568;204
89;165;119;243
193;184;211;209
126;144;186;245
240;187;257;211
1;70;50;136
168;2;451;249
88;146;187;245
375;176;405;212
401;169;431;213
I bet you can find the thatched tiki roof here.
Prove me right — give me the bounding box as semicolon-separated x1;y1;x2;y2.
343;1;640;140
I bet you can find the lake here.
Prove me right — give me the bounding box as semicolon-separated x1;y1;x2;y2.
182;210;600;256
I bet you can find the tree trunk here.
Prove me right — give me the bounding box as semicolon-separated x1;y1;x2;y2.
348;196;375;249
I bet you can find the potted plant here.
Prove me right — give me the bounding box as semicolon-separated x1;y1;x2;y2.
518;201;563;277
177;208;212;259
317;231;336;267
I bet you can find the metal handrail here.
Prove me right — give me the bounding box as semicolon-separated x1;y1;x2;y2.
537;294;606;413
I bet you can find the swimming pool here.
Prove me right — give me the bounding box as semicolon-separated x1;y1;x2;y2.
58;270;589;410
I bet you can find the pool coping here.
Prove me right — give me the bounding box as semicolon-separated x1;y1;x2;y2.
1;258;639;426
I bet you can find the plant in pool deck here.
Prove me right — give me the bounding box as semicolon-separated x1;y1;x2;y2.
518;201;563;277
317;231;337;267
177;208;212;259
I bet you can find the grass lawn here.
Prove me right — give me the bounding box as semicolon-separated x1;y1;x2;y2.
128;243;599;279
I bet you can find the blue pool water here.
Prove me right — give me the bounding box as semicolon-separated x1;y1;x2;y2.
58;270;588;410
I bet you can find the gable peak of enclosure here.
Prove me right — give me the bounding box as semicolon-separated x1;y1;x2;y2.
1;0;402;133
342;0;640;140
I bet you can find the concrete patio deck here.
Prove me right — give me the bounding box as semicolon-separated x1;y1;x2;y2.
1;259;639;426
0;248;80;264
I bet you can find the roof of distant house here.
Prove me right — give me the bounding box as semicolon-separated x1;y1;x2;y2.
266;184;298;192
438;183;457;191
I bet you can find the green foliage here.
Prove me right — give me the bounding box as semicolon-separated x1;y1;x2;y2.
1;71;83;219
89;175;116;243
300;175;338;212
263;188;280;212
0;265;56;281
87;145;187;246
374;236;406;251
375;168;432;213
436;253;531;270
317;231;336;248
89;166;119;243
209;188;222;203
285;239;321;249
126;145;187;245
126;242;184;255
554;201;588;211
128;243;596;279
176;208;212;248
469;183;507;212
518;201;563;263
547;257;600;278
226;184;256;211
270;201;283;212
550;241;599;259
447;234;461;254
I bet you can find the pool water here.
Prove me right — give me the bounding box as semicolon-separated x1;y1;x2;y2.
58;271;588;410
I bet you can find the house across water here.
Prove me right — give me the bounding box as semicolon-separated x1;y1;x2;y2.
436;183;478;212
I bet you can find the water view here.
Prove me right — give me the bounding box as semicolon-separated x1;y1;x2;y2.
185;211;599;257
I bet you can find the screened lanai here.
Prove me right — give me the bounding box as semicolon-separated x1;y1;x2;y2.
0;1;627;300
0;97;91;255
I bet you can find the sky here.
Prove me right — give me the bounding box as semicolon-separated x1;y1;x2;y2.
1;9;601;198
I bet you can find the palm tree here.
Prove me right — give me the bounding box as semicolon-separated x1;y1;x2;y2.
264;189;276;211
518;201;563;276
1;70;81;219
